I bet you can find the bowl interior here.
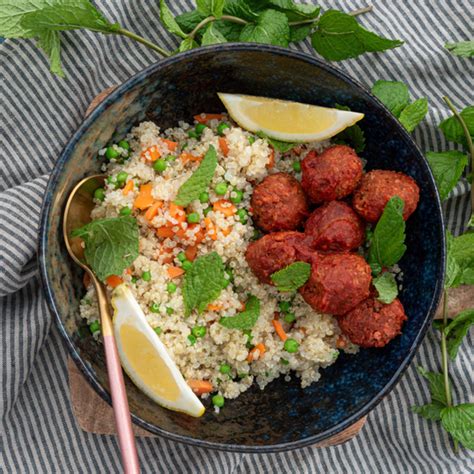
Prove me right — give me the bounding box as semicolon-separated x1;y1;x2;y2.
40;45;444;452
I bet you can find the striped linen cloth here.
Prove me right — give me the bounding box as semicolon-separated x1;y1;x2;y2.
1;1;473;472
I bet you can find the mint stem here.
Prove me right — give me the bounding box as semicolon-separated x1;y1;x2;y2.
289;5;374;27
348;5;374;16
441;289;459;453
443;96;474;227
117;28;171;57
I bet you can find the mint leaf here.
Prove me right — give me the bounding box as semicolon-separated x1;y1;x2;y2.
262;0;320;22
311;10;403;61
175;9;206;33
240;9;290;47
450;232;474;287
20;0;120;34
445;40;474;58
333;104;366;153
37;29;64;77
202;22;227;45
213;19;244;41
159;0;187;39
371;80;410;118
256;131;296;153
399;98;428;132
219;295;260;330
290;24;312;42
440;404;474;450
411;402;444;421
439;106;474;146
373;272;398;304
0;0;47;38
271;261;311;292
174;145;217;206
183;252;225;316
71;216;139;282
177;36;199;52
417;366;449;406
445;231;461;289
426;151;468;201
197;0;225;18
223;0;259;21
444;309;474;360
368;196;407;272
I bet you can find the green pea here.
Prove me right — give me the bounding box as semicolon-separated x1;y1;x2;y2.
280;358;289;365
188;130;198;139
203;206;212;217
192;326;206;338
215;182;228;195
149;302;160;313
153;159;167;173
248;136;256;145
94;187;105;201
230;189;243;204
284;312;296;324
119;206;132;216
217;122;230;136
166;307;174;315
177;252;187;262
182;260;193;271
187;334;196;345
89;320;101;333
142;271;151;281
118;140;130;151
212;394;225;408
199;192;209;203
195;123;207;136
131;276;138;284
278;301;291;312
106;175;116;185
105;146;119;160
116;171;128;184
219;364;231;374
187;212;200;224
252;229;262;241
237;208;248;224
284;338;299;353
292;161;301;172
154;326;162;335
165;154;176;162
222;278;230;288
167;282;177;294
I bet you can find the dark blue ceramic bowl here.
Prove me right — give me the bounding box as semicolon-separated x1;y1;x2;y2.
39;44;444;453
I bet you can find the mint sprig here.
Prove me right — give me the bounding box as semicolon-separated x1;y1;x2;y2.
219;295;260;330
445;40;474;58
271;261;311;292
373;271;398;304
71;216;139;282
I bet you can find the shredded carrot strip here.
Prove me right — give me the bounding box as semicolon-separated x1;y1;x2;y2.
213;199;236;217
167;266;185;278
218;137;229;157
180;152;202;164
125;268;132;275
106;275;123;288
169;203;186;223
207;303;223;312
193;113;225;124
336;336;347;349
187;224;205;244
266;148;275;169
122;180;134;196
83;272;91;287
144;200;163;221
221;226;232;236
162;138;178;151
204;217;217;241
272;319;288;342
141;145;161;162
156;226;174;238
247;343;266;362
185;245;198;262
134;183;154;210
187;380;213;394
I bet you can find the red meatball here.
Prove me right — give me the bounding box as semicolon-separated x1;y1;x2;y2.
338;297;407;348
305;201;365;252
352;170;420;223
251;173;309;232
245;232;315;284
301;145;363;203
299;252;371;316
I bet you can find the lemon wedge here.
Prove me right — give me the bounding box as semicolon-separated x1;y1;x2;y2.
112;284;205;417
218;93;364;143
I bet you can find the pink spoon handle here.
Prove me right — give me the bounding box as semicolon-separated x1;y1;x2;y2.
103;334;140;474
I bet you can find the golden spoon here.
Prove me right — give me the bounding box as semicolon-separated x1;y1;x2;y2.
63;174;140;474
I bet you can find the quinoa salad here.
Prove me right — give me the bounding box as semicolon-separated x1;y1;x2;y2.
79;115;358;401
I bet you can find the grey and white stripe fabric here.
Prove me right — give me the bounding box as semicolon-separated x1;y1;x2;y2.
1;1;473;472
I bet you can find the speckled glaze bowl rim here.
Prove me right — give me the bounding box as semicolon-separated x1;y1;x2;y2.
38;43;445;453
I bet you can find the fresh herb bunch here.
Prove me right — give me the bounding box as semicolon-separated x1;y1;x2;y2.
0;0;404;77
375;83;474;452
